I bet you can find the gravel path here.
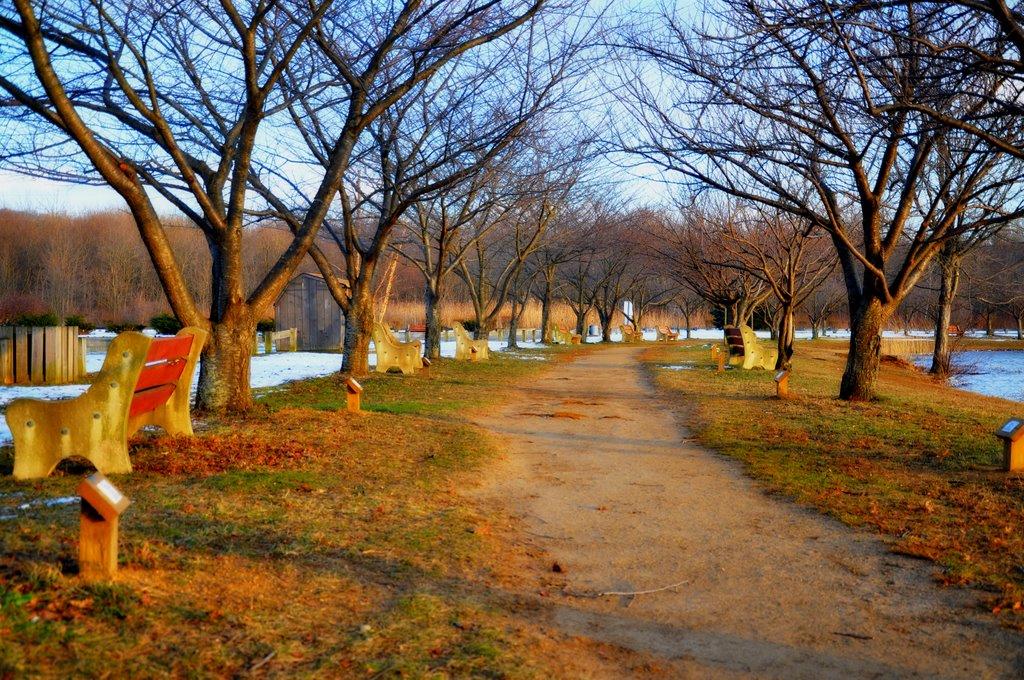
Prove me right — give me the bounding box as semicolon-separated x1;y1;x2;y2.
473;345;1024;679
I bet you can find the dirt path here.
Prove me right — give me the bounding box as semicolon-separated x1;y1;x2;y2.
473;345;1024;679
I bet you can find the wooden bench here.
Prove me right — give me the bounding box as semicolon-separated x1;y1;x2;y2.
619;324;640;343
371;322;423;375
548;323;581;345
724;324;778;370
452;322;489;362
6;327;206;480
656;326;679;341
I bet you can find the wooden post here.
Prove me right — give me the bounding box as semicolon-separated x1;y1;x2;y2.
774;370;790;399
77;336;88;379
289;328;298;351
995;419;1024;472
76;473;131;581
711;344;725;373
14;326;29;384
43;326;58;384
421;356;431;376
344;377;363;413
265;332;273;355
30;327;44;384
0;338;10;385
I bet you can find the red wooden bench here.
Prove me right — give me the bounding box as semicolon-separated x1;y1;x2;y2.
6;327;207;479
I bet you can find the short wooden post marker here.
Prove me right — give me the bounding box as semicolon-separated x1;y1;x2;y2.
421;356;431;375
774;369;790;399
994;418;1024;471
76;472;131;581
345;377;363;413
711;345;725;373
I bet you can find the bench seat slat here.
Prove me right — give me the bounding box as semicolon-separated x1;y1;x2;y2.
145;335;194;362
135;359;187;392
129;384;177;418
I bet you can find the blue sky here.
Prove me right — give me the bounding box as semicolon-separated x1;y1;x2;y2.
0;0;688;215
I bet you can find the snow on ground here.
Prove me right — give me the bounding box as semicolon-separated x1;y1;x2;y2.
0;339;548;445
0;493;78;521
7;328;1024;445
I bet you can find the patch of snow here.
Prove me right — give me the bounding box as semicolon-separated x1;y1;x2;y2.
0;495;78;521
661;363;696;371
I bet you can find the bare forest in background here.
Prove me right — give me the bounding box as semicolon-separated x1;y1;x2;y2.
0;209;697;331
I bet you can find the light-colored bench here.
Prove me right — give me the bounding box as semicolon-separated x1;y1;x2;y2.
371;322;423;375
724;325;778;370
6;327;206;480
452;322;489;361
548;323;581;345
619;325;640;343
656;326;679;341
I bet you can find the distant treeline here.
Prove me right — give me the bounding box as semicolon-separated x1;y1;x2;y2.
0;209;427;327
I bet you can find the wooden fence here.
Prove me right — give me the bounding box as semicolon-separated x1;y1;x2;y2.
879;337;933;359
253;328;298;355
0;326;87;386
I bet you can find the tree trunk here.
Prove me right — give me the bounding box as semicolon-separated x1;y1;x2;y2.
810;321;819;340
342;283;374;376
685;311;692;339
839;297;888;401
574;292;588;336
597;308;613;342
507;297;523;349
423;282;443;360
195;305;256;413
986;311;995;337
541;267;554;343
777;304;795;370
929;252;960;377
1017;315;1023;341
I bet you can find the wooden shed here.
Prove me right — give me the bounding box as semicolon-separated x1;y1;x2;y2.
274;273;344;351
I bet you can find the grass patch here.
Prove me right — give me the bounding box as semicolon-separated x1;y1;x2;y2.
0;343;605;676
643;339;1024;626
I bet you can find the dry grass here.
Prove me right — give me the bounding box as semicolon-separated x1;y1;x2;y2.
0;345;640;677
642;339;1024;627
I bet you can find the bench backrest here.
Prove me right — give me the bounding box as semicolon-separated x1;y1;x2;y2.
725;327;744;355
128;334;195;418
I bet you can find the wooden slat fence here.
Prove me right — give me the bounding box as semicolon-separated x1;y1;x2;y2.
0;326;86;385
879;337;933;359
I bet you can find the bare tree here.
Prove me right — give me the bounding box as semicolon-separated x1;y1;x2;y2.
652;207;771;329
717;208;837;368
264;3;593;375
618;0;1024;399
0;0;565;407
456;171;569;337
803;275;846;339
